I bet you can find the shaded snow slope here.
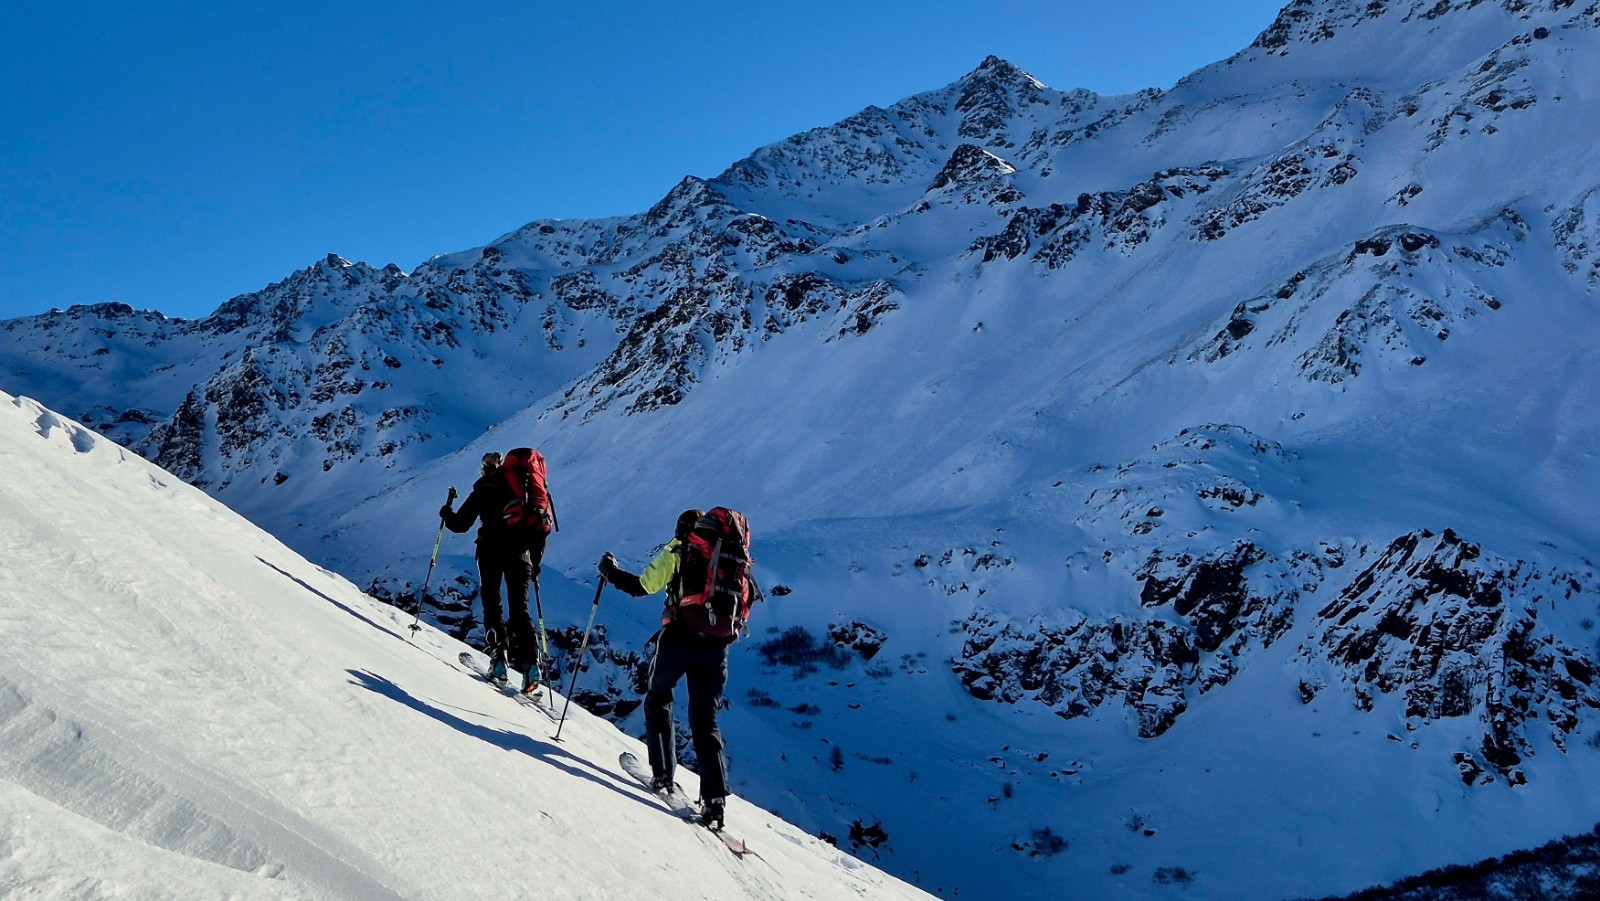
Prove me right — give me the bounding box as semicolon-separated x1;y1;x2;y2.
0;390;926;901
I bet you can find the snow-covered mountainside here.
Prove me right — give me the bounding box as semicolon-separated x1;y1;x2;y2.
6;1;1600;898
0;389;926;899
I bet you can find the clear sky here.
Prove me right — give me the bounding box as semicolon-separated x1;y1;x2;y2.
0;1;1288;321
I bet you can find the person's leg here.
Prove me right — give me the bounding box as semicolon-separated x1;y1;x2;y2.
503;551;534;674
477;554;509;678
644;629;690;786
685;639;731;801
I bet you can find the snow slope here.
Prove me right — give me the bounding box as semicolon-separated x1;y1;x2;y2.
0;390;926;900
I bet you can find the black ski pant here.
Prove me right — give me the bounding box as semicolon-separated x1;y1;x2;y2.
478;549;535;673
644;623;731;800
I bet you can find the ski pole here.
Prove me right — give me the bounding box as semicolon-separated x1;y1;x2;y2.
408;486;456;636
531;575;552;685
554;577;605;742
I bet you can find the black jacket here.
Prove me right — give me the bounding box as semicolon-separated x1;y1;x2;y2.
444;471;542;557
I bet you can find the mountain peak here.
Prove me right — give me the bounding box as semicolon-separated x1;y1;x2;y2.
957;55;1046;97
950;56;1051;146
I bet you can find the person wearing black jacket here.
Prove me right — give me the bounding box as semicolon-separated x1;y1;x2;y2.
441;451;548;687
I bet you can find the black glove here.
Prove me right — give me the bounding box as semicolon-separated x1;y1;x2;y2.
439;503;453;520
597;552;618;581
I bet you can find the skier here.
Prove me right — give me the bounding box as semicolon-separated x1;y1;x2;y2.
441;449;554;690
598;508;741;830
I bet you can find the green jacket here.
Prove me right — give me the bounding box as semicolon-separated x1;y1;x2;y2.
609;539;682;600
637;539;682;597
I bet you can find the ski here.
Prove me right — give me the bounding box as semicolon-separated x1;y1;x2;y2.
618;752;751;857
458;651;559;722
618;751;696;817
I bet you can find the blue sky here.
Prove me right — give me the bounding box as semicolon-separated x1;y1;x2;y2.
0;1;1287;320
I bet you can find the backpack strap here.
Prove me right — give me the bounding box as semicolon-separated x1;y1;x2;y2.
665;538;686;621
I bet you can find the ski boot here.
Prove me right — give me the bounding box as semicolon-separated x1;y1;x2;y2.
697;796;726;831
485;627;509;683
520;661;543;697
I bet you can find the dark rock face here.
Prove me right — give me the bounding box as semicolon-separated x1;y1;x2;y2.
951;609;1199;738
929;144;1016;192
141;391;208;485
1136;540;1312;694
1553;186;1600;286
829;621;888;661
947;499;1599;788
972;166;1229;267
1139;542;1282;654
1304;528;1600;783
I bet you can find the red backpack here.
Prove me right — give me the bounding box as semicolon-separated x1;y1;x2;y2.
501;447;556;535
670;507;756;640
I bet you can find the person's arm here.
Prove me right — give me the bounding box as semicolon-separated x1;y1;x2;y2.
441;486;482;533
599;540;679;597
636;541;680;595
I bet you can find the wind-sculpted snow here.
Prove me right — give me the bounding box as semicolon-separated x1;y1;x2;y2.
1078;425;1297;539
0;389;930;901
1191;87;1382;241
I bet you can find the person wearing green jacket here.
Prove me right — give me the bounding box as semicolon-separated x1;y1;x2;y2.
598;508;732;830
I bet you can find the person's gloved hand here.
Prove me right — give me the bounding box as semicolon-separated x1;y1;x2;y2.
597;552;618;581
439;503;453;519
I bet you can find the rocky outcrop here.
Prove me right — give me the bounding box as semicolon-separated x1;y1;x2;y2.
1554;185;1600;287
1302;528;1600;784
973;166;1229;267
952;608;1200;738
1190;215;1516;381
1137;541;1311;691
